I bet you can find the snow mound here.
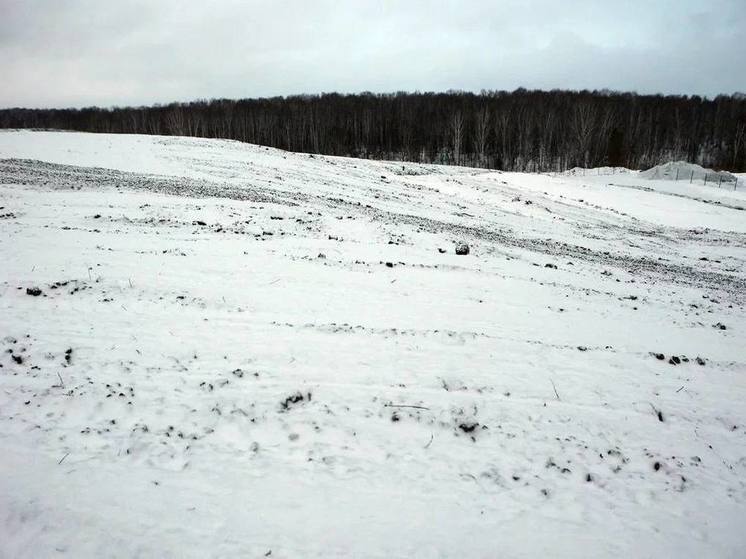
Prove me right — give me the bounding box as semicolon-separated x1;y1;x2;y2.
640;161;736;183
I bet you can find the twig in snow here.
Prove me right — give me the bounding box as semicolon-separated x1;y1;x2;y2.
384;404;430;410
128;278;133;288
56;372;65;388
58;453;69;465
649;402;664;422
424;433;434;449
550;378;561;401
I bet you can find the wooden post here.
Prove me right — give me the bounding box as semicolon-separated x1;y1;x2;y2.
704;174;707;185
675;168;679;181
690;170;694;183
718;176;722;188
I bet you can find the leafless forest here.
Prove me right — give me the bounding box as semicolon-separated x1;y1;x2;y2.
2;89;745;171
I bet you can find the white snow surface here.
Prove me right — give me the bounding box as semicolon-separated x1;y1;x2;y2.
1;130;746;558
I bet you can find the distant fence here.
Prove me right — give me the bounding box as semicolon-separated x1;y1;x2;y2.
563;166;741;190
648;167;740;190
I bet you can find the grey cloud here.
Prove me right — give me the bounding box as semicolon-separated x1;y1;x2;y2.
1;0;744;108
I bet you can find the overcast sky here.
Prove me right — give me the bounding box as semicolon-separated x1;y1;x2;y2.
1;0;745;108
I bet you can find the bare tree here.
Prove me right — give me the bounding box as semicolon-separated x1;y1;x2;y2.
572;102;596;168
451;111;464;165
734;122;745;168
473;106;490;167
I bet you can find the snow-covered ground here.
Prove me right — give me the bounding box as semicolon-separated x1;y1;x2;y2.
1;130;745;558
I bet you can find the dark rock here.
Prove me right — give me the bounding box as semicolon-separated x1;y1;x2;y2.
385;262;394;268
455;243;470;255
458;422;479;433
26;287;42;296
545;263;557;269
281;391;309;410
653;353;665;360
695;356;706;366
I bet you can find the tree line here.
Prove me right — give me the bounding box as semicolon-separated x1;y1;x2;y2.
2;89;745;172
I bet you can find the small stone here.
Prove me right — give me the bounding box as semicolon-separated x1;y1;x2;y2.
455;243;470;255
458;422;479;433
26;287;42;296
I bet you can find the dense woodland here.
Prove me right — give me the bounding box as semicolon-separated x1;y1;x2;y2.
2;89;745;172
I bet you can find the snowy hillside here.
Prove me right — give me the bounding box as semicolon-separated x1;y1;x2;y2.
1;130;745;558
